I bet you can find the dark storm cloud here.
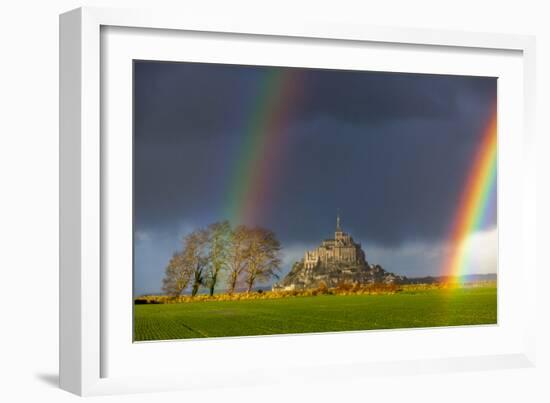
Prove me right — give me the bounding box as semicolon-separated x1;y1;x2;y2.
132;61;496;293
134;62;495;140
134;62;264;142
298;69;458;124
264;117;482;246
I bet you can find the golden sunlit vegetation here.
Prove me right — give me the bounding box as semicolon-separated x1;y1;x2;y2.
135;280;497;304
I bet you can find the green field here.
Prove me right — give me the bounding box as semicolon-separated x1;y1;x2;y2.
134;286;497;341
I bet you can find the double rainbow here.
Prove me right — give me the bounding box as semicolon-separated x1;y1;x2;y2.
442;108;497;279
221;66;497;281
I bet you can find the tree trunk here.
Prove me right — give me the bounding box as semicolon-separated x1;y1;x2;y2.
228;272;237;294
246;277;254;293
192;264;202;297
209;272;217;296
191;282;200;297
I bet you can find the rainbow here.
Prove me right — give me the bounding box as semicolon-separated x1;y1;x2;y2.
442;108;497;280
224;68;302;225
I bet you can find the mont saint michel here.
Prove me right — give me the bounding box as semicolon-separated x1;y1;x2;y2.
273;213;407;291
133;61;497;341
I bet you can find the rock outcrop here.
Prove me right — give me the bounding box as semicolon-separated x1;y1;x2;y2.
273;260;406;291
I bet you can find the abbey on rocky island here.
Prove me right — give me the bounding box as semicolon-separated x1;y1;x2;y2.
273;211;407;291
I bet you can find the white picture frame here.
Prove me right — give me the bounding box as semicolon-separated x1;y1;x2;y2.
59;6;537;396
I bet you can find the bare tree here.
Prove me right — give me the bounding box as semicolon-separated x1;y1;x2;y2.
205;220;231;296
244;227;282;293
226;225;251;294
162;251;192;297
162;223;282;296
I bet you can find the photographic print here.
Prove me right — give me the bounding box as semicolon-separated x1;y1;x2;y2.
133;61;497;342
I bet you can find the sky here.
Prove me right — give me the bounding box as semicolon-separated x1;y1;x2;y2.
133;60;497;296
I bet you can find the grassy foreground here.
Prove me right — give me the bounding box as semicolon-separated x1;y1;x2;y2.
134;286;497;341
